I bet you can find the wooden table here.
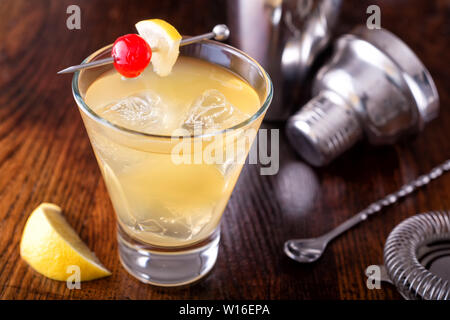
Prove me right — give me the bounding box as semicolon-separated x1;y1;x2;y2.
0;0;449;300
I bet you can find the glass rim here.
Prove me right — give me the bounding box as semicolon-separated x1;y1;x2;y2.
72;40;273;140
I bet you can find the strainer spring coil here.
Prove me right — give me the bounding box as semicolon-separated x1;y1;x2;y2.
384;211;450;300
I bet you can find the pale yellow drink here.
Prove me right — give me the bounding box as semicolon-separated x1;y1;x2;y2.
83;56;261;247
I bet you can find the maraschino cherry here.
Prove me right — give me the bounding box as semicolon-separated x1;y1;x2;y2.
111;34;152;78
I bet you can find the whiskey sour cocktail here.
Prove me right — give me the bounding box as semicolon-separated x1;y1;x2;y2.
72;19;272;286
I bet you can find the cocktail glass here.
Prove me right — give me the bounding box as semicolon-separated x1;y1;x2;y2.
72;40;273;286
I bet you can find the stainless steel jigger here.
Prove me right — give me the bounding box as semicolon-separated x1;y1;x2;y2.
286;26;439;166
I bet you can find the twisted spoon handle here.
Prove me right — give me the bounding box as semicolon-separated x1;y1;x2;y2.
321;159;450;242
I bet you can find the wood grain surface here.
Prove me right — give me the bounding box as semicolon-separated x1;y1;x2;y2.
0;0;449;300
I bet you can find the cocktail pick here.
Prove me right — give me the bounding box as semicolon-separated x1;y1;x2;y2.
57;24;230;75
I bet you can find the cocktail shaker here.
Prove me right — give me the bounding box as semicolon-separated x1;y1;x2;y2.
286;26;439;166
227;0;342;120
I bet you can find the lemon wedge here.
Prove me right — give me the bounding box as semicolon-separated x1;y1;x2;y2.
20;203;111;281
135;19;182;76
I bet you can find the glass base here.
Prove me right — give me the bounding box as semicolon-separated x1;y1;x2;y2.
117;225;220;287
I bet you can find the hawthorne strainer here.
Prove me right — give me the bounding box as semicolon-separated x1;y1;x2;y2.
380;211;450;300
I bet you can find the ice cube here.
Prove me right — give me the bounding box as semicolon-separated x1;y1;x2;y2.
133;216;194;240
98;91;167;132
182;89;248;132
132;207;212;240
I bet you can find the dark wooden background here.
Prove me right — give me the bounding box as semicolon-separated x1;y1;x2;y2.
0;0;449;300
